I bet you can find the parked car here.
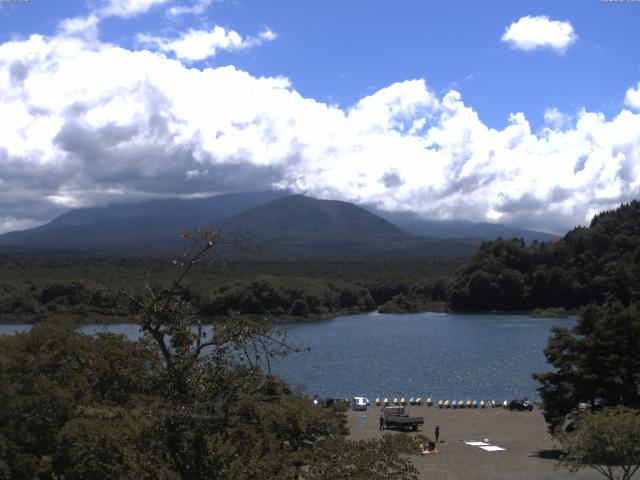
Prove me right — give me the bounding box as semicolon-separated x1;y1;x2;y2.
508;399;533;411
351;397;370;411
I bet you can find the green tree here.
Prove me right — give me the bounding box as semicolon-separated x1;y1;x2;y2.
560;406;640;480
305;434;424;480
0;319;158;479
120;229;346;479
534;302;640;432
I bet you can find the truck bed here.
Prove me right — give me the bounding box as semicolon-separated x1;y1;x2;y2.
383;413;424;430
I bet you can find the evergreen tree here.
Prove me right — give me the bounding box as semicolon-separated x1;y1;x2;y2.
534;302;640;432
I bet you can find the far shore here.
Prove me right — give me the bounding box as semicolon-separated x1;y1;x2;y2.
0;306;579;327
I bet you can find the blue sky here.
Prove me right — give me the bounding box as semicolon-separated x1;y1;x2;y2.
3;0;638;128
0;0;639;234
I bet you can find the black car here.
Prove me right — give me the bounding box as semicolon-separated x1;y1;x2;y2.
508;399;533;411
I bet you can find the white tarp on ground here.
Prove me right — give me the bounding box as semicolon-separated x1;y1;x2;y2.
479;446;506;452
464;441;490;446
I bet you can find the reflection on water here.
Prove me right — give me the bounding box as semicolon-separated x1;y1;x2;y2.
0;312;575;401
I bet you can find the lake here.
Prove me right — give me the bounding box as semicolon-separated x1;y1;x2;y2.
0;312;574;402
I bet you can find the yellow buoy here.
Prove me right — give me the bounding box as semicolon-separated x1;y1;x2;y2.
426;397;433;406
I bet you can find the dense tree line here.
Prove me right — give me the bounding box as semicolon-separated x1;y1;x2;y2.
447;200;640;310
200;277;376;319
0;257;455;323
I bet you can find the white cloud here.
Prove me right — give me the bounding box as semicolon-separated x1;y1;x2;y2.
543;107;572;130
58;15;100;39
99;0;169;19
502;15;577;53
626;82;640;110
166;0;215;17
0;29;639;235
137;26;277;62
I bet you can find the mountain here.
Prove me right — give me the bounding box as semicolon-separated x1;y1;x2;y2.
220;194;403;240
364;207;558;242
216;195;479;260
0;190;554;258
0;192;480;260
0;191;288;252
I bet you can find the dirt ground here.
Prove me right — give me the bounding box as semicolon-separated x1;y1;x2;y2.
347;403;602;480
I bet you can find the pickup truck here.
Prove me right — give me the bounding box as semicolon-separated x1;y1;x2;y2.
382;406;424;431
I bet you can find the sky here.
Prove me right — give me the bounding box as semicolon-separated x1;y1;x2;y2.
0;0;639;235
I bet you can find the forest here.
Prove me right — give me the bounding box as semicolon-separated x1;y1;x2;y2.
0;256;454;324
447;200;640;311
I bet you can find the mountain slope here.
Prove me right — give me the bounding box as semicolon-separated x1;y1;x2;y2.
0;191;288;251
220;194;403;240
0;192;481;260
365;207;558;242
1;190;556;259
217;195;479;260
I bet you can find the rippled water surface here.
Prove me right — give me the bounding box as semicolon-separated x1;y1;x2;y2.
1;312;575;401
269;312;575;401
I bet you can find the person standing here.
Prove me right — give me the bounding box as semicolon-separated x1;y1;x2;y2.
379;413;385;431
435;424;440;443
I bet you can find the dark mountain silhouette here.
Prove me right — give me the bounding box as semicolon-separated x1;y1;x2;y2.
0;190;555;258
220;194;403;240
215;194;469;260
0;191;288;252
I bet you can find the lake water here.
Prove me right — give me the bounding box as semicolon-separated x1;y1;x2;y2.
0;312;574;402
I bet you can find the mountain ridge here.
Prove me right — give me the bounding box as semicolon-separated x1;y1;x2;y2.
0;191;557;258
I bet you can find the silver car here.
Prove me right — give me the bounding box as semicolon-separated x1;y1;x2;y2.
351;396;370;411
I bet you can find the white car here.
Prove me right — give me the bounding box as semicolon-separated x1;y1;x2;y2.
351;396;370;411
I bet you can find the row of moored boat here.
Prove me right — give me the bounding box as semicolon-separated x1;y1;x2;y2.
375;398;513;409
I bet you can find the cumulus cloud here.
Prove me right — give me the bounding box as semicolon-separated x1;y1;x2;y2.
0;28;639;235
626;82;640;110
137;26;277;61
543;107;572;130
98;0;169;18
58;15;101;39
502;15;577;53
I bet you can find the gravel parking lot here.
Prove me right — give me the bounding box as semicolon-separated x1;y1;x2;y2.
347;403;602;480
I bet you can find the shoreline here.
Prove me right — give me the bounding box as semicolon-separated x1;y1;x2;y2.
0;306;579;327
